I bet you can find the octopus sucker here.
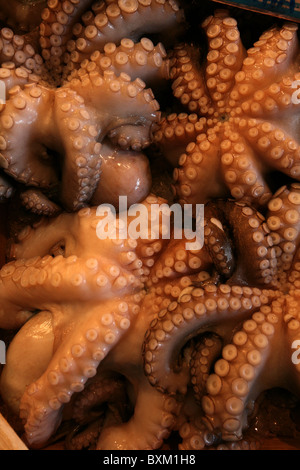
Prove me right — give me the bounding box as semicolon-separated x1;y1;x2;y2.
66;0;185;71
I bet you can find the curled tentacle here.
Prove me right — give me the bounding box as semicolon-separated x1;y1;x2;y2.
0;83;58;188
20;189;61;216
204;199;277;286
39;0;95;82
66;0;185;71
57;71;160;210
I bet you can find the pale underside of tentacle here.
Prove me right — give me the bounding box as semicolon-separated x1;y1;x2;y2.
39;0;95;81
64;37;168;90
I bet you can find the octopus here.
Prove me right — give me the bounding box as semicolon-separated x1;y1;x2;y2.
154;9;300;208
0;193;217;449
0;0;185;214
143;183;300;449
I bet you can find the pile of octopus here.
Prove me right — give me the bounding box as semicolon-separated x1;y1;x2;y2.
1;0;300;452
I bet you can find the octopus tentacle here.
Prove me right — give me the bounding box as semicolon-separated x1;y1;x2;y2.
66;420;104;450
65;38;168;90
39;0;95;81
0;253;144;319
239;72;300;120
153;114;207;167
143;284;276;395
202;10;246;108
201;302;283;441
20;189;61;216
243;119;300;181
168;43;212;114
67;67;160;125
72;373;128;424
67;0;184;70
266;184;300;274
54;86;102;211
204;199;277;286
147;236;213;287
190;334;223;403
179;416;259;450
0;83;58;187
173;133;227;206
19;295;142;447
219;130;273;206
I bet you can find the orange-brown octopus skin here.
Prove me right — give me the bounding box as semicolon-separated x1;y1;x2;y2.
0;194;214;449
143;184;300;448
155;10;300;208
